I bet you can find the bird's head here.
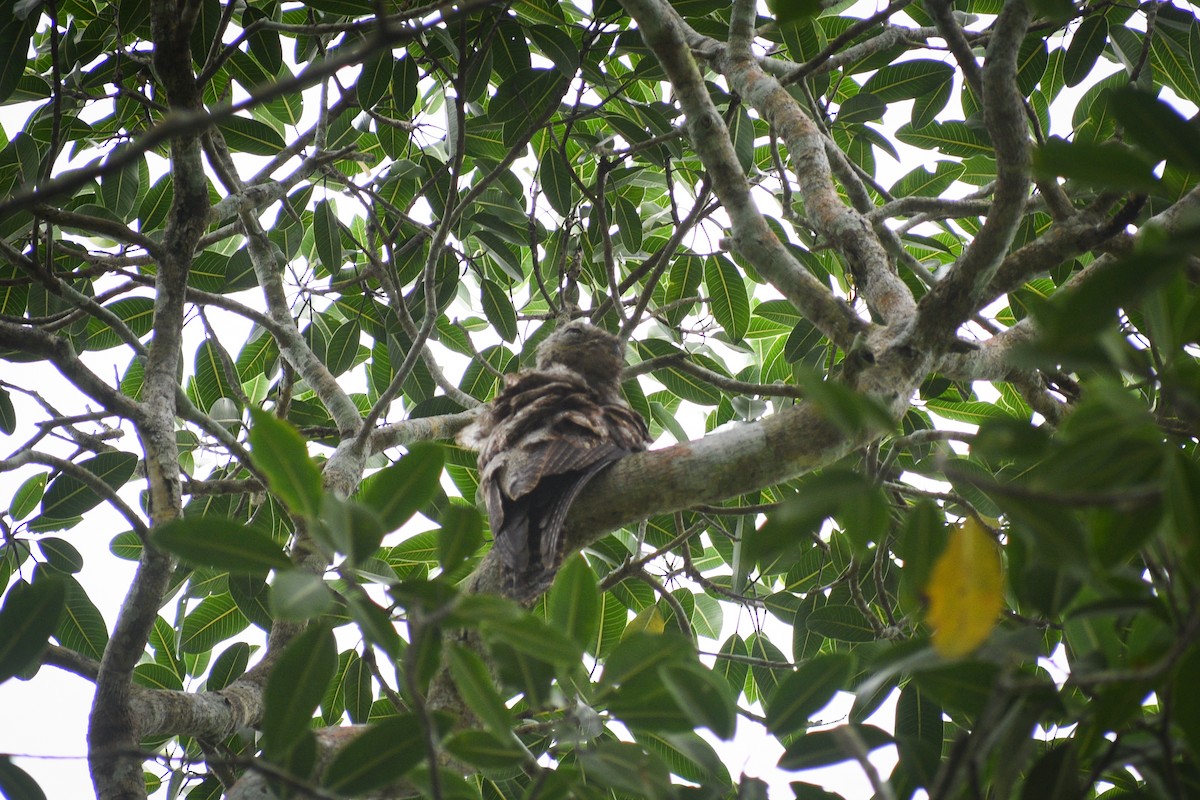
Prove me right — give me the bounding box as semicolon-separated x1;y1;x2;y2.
535;320;625;387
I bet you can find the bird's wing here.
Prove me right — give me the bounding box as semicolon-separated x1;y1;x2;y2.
472;366;650;598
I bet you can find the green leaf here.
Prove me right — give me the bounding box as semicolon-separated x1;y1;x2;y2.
768;0;825;25
539;149;574;215
0;8;35;104
528;24;579;75
777;724;893;770
0;387;14;436
447;644;513;735
218;115;287;156
342;653;372;724
747;471;861;570
313;494;386;565
9;473;47;521
730;105;754;173
480;279;518;343
359;443;444;531
1105;86;1200;171
578;740;673;800
180;592;250;654
837;92;885;125
134;661;184;691
637;730;731;786
84;296;155;351
1016;36;1049;96
804;604;877;643
152;517;291;574
357;53;392;110
766;653;854;736
270;571;335;621
264;624;336;759
615;195;642;253
634;339;723;406
601;631;696;688
99;144;142;222
1032;138;1158;192
482;615;582;667
1149;8;1200;106
41;452;138;521
549;555;601;651
436;504;482;572
313;199;343;273
715;634;749;700
393;55;419;114
890;161;965;198
659;661;737;739
861;59;954;102
346;594;403;659
690;592;723;640
54;575;109;660
248;408;323;519
895;683;943;789
0;577;66;682
1063;16;1108;88
207;642;253;691
755;299;802;326
747;633;790;703
443;729;526;769
323;320;360;377
0;755;46;800
896;121;992;158
705;255;750;342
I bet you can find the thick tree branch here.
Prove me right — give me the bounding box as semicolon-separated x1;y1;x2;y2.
914;0;1031;345
717;4;916;326
203;130;364;435
88;2;208;795
621;0;865;350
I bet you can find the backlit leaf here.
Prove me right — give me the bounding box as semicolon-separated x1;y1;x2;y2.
925;517;1003;658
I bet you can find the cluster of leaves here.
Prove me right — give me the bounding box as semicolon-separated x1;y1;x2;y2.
1;0;1200;798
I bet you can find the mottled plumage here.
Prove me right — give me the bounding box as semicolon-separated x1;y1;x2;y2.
458;321;650;599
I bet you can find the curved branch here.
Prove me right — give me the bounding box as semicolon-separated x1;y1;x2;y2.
0;320;142;421
713;10;916;326
914;0;1031;345
621;0;866;350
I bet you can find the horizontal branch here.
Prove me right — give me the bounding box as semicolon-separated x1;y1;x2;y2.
621;0;866;350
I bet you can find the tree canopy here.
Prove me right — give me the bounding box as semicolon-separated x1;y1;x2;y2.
1;0;1200;798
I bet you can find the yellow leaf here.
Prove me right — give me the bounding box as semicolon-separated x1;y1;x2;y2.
925;517;1004;658
624;606;666;638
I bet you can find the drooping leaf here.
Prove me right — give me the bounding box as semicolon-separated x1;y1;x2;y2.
766;653;854;736
248;408;323;519
263;623;336;759
777;725;893;770
705;255;750;342
0;577;66;683
151;517;291;574
549;555;601;651
925;517;1004;658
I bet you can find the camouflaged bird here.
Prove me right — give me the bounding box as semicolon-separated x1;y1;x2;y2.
458;320;650;600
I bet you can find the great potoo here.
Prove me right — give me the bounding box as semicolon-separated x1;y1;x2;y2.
458;320;650;600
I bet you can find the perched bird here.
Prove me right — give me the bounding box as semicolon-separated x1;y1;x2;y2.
458;320;650;600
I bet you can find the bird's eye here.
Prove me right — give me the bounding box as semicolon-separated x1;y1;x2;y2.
563;326;585;339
